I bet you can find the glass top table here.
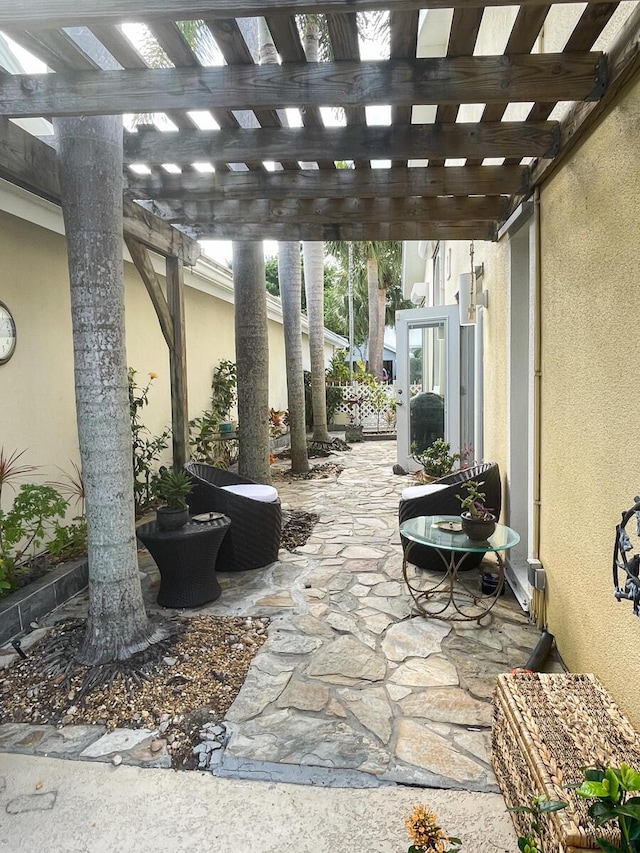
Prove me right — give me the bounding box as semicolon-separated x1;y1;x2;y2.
399;515;520;623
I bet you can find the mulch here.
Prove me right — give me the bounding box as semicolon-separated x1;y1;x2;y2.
0;615;269;770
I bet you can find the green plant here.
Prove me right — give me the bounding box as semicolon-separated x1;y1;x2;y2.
128;368;171;512
457;480;494;520
412;439;461;478
211;359;237;424
326;349;350;384
189;410;239;469
0;484;68;592
404;805;461;853
575;764;640;853
508;795;568;853
48;517;88;561
303;371;344;427
156;469;192;510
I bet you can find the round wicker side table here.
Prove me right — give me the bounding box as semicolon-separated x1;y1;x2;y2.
136;516;231;608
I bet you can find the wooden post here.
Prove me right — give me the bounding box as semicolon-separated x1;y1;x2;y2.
166;256;189;470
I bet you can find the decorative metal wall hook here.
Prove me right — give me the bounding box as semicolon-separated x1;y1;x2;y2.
612;497;640;616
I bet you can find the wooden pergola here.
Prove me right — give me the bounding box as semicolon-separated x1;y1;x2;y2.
1;0;639;463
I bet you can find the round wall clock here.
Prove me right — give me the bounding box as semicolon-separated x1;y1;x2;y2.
0;302;16;364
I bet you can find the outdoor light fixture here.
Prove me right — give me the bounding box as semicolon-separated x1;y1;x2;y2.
458;242;488;326
613;496;640;617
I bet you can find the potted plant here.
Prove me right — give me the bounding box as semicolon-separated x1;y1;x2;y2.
412;438;461;482
457;480;496;540
155;469;192;531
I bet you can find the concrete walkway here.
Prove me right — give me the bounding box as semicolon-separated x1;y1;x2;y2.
0;753;517;853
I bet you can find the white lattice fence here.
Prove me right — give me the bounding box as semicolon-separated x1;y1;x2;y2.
330;382;397;431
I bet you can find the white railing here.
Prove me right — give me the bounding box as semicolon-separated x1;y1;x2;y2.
330;381;397;432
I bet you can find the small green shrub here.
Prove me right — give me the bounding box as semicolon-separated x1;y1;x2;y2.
128;368;171;511
411;438;461;478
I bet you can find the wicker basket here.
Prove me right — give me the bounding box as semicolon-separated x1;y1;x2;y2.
492;672;640;853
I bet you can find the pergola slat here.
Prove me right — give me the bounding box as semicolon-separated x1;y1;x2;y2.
203;16;299;170
326;12;368;168
0;0;620;30
429;7;485;167
125;165;529;201
390;10;420;167
0;54;607;118
124;122;559;164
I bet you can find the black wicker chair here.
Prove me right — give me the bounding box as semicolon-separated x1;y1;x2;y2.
185;462;282;572
398;462;501;571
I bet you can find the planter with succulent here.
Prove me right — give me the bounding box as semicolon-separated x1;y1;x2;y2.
457;480;496;540
155;469;193;531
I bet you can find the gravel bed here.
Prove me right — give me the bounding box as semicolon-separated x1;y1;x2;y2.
0;615;269;770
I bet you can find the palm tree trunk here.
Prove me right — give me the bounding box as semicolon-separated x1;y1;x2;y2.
279;243;310;473
258;19;308;472
233;241;271;484
55;115;152;665
301;20;331;443
303;242;331;442
367;253;384;380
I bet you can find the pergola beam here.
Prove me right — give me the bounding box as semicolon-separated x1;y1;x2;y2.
156;195;509;225
126;165;530;201
180;221;499;241
125;123;559;164
0;54;606;118
0;0;620;30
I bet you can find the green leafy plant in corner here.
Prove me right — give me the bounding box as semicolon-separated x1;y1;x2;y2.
156;469;192;511
0;484;68;592
508;795;568;853
575;764;640;853
128;369;171;512
411;438;461;478
211;359;237;424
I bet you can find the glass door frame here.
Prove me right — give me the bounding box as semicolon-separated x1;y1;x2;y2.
395;306;460;470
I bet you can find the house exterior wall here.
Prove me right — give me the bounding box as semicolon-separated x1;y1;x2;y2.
537;75;640;726
0;193;334;493
400;57;640;726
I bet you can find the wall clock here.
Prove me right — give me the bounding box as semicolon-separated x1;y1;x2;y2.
0;302;16;364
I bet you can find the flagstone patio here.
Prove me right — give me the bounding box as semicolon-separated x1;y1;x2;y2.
33;440;563;789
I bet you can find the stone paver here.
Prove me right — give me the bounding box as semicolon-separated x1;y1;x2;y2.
0;440;565;791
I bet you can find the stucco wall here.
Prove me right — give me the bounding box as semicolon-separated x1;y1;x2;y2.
0;200;323;506
538;76;640;726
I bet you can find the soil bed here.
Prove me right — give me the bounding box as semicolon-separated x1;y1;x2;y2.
0;615;268;770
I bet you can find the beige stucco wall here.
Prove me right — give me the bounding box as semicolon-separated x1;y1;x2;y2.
537;76;640;726
0;198;328;513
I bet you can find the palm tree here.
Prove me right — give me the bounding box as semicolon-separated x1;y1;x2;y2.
301;18;331;442
55;115;156;665
233;241;272;484
278;243;310;473
326;241;402;380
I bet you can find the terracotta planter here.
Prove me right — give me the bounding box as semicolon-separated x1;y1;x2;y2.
461;512;496;541
156;506;189;531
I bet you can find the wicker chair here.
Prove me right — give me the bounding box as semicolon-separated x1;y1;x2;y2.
399;462;501;571
184;462;282;572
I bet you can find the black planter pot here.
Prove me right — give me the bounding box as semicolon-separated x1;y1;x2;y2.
156;506;190;531
461;512;496;541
